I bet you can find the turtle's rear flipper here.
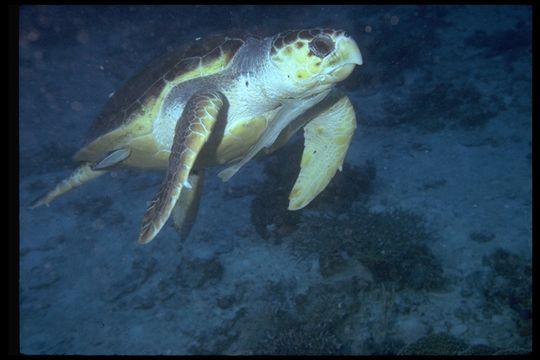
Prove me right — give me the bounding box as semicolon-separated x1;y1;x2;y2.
29;163;107;208
288;93;357;210
171;169;205;240
138;92;224;244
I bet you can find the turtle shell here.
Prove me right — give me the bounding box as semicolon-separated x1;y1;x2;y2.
84;33;247;145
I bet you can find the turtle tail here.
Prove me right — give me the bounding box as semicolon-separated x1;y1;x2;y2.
29;163;106;208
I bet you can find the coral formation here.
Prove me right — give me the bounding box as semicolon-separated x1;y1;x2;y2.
381;81;505;132
250;141;376;241
481;249;531;332
251;280;364;355
250;141;303;242
469;231;495;243
399;333;476;355
289;207;446;291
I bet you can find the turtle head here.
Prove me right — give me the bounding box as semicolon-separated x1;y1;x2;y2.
269;28;362;95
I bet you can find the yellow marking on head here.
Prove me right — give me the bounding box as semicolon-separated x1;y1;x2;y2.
270;31;362;91
296;69;309;79
271;39;325;82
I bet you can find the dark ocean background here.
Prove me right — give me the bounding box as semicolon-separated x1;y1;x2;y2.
18;5;531;355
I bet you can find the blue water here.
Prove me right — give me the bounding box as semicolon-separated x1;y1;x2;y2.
18;5;531;355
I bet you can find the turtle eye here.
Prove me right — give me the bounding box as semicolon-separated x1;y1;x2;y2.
309;35;335;58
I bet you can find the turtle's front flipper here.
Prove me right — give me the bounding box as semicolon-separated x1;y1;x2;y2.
138;92;224;244
29;163;107;208
218;89;331;182
171;169;205;240
288;93;357;210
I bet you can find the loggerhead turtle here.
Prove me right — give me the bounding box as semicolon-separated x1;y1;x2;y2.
31;28;362;244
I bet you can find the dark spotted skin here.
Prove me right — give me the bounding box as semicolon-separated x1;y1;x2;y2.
270;28;347;56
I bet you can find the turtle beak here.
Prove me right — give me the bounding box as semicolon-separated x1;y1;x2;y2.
338;36;363;66
330;37;362;82
323;37;362;83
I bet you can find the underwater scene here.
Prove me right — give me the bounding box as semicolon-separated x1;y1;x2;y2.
19;5;531;355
